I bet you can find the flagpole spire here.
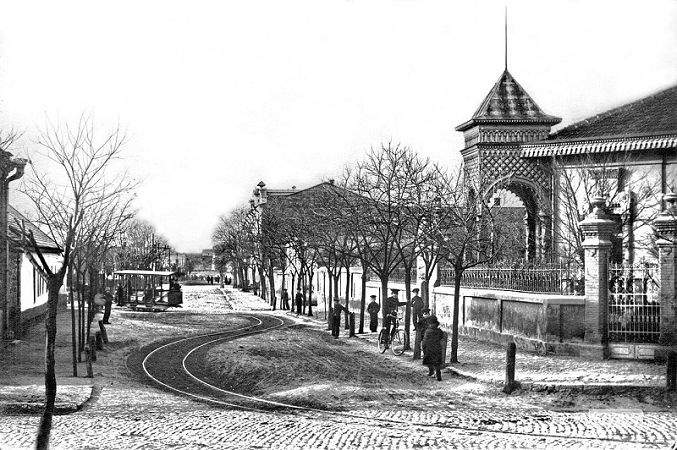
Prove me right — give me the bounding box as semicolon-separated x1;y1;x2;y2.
504;1;508;71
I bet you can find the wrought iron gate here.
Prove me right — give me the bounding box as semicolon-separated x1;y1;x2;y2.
608;262;660;344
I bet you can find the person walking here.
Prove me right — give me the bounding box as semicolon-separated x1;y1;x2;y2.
331;298;348;338
367;295;380;332
422;314;444;381
281;289;290;310
295;287;303;316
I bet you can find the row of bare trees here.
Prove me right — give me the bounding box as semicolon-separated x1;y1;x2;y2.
5;116;142;450
213;142;517;363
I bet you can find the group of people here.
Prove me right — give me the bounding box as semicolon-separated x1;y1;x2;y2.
367;288;445;381
280;288;305;315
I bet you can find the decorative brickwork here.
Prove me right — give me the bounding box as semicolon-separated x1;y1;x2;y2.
579;196;617;358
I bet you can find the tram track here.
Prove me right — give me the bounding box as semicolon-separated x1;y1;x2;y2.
132;311;673;447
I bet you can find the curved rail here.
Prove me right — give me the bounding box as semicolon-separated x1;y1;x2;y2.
138;312;671;447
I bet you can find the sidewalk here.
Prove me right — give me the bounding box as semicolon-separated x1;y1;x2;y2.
265;294;668;393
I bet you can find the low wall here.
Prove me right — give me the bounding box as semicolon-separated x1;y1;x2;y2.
433;287;585;355
19;293;68;337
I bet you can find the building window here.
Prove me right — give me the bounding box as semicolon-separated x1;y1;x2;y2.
34;268;47;303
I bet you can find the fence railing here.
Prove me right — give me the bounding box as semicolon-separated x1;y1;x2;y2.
439;262;585;295
608;261;660;343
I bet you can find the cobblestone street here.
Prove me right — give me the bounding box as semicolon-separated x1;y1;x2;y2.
1;285;676;449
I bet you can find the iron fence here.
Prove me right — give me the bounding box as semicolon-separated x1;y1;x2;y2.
608;262;660;343
439;262;585;295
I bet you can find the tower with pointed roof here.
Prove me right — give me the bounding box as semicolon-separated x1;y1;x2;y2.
456;69;561;261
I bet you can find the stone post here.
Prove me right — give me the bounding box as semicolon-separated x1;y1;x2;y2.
654;193;677;348
579;196;617;359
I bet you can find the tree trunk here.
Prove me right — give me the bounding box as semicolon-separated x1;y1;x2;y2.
344;265;350;329
258;265;267;300
307;270;314;317
380;276;388;320
421;277;430;310
450;269;462;364
268;264;276;310
36;280;62;450
68;263;77;377
403;265;412;349
327;271;332;327
358;264;367;334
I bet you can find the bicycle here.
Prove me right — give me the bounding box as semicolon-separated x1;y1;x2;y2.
377;314;408;356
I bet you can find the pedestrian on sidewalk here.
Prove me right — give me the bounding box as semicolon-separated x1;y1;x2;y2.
295;288;303;316
281;289;290;310
331;299;348;338
367;295;380;332
422;314;443;381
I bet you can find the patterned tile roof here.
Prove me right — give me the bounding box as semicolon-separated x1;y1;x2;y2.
549;84;677;140
456;70;561;131
8;206;61;252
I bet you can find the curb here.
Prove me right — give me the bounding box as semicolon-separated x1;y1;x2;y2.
445;366;667;395
0;384;95;415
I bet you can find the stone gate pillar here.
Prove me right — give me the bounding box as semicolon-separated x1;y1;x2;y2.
654;193;677;347
579;196;617;359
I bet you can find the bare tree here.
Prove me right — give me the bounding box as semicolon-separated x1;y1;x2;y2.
430;164;510;363
19;115;134;450
554;151;663;265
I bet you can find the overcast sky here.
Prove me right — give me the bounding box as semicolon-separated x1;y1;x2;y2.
1;0;676;252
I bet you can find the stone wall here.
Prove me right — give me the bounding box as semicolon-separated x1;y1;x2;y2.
432;286;585;355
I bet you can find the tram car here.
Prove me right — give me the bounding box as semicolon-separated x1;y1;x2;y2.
113;270;183;312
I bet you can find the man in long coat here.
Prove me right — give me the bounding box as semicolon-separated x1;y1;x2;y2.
367;295;380;332
331;298;348;338
422;314;444;381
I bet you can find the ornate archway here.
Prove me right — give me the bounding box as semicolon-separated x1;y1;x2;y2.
457;70;561;262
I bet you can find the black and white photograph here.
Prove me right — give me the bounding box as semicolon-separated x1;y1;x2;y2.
0;1;676;449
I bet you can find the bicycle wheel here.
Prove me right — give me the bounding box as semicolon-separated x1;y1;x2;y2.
377;329;388;353
391;329;407;356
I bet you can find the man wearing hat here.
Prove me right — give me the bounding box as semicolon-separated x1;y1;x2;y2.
367;295;380;332
411;288;424;331
331;298;348;338
384;288;408;338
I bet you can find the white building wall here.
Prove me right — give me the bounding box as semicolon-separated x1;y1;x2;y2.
20;252;62;313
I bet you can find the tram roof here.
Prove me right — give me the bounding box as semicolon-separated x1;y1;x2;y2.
113;270;176;277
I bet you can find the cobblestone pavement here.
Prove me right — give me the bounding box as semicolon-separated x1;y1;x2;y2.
1;285;676;449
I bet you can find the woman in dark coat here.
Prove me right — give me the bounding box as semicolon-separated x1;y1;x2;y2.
422;315;444;381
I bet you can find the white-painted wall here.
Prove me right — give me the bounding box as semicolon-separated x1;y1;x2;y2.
19;252;63;313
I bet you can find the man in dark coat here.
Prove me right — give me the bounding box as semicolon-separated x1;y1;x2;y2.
422;314;444;381
411;288;424;330
281;289;290;310
295;288;303;315
367;295;380;332
331;298;348;338
384;289;408;337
